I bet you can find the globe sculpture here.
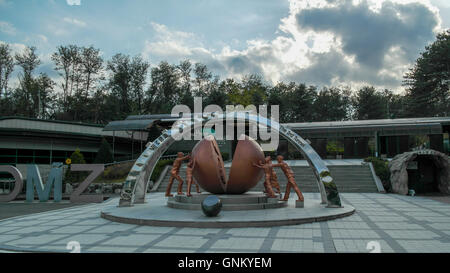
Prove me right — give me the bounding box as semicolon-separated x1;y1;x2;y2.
191;134;264;194
201;195;222;217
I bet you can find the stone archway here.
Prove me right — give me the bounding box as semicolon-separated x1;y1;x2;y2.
388;149;450;195
119;112;342;208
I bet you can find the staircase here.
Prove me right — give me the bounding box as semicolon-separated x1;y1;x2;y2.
156;163;379;193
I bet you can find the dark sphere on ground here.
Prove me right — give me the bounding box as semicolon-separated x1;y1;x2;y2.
201;195;222;217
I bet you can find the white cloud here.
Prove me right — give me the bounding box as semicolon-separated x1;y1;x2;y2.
0;21;16;35
142;0;442;92
63;17;87;27
66;0;81;6
0;40;27;54
142;22;206;59
37;34;48;43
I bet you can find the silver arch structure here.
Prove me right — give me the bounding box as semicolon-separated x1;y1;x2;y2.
119;112;342;208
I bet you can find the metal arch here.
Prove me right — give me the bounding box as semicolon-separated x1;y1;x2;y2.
119;112;342;207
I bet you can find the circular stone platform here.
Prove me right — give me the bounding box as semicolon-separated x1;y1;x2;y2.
101;192;355;228
167;192;287;210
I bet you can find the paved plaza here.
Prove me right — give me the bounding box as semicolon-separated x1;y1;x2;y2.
0;192;449;253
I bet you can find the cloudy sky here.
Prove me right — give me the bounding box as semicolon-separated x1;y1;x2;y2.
0;0;449;93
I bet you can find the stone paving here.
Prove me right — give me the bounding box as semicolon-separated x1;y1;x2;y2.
0;193;449;253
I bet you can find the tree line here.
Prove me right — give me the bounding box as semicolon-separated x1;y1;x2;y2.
0;30;448;124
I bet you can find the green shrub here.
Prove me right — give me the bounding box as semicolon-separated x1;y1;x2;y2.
101;161;134;180
326;140;344;156
64;149;88;184
95;159;175;184
150;159;174;182
221;152;229;161
94;138;114;164
364;157;391;191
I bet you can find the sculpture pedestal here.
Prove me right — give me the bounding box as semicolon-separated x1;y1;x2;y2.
101;192;355;228
167;192;287;211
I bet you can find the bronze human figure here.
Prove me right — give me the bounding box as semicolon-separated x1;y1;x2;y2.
165;152;190;197
186;158;201;197
253;156;276;198
272;155;304;201
270;169;281;194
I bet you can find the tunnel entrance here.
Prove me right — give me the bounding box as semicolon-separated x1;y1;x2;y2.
407;155;439;194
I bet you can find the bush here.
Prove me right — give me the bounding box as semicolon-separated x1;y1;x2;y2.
364;157;391;191
151;159;174;182
94;138;114;164
221;152;230;161
101;161;134;180
95;159;175;184
64;148;88;184
326;140;344;156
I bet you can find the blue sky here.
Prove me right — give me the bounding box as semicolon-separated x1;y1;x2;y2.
0;0;449;92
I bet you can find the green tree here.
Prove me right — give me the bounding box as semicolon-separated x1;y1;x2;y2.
52;45;80;109
386;92;407;119
34;73;56;119
241;74;268;106
13;46;42;117
404;30;450;117
130;55;150;114
0;43;15;115
80;45;103;97
147;124;162;142
352;86;386;120
267;82;292;122
107;53;133;117
0;43;14;99
204;81;228;109
287;84;316;122
312;87;351;121
145;61;181;114
70;148;86;164
193;62;212;95
94;138;114;164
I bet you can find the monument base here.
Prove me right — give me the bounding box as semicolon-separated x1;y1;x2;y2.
100;192;355;228
295;200;304;208
167;192;287;211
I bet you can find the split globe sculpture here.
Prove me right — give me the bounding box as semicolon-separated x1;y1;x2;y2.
118;111;342;208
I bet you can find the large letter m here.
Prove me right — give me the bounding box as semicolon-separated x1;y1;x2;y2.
26;164;63;202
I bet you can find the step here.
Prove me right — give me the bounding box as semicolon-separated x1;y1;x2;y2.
166;192;287;211
156;164;378;193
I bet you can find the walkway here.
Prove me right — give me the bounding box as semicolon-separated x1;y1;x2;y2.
0;193;449;253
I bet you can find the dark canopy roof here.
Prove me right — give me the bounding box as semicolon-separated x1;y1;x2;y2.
285;117;450;138
103;119;157;131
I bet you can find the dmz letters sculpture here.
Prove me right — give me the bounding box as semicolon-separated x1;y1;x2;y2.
0;164;104;203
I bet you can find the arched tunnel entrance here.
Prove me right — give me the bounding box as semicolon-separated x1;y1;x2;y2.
407;155;439;194
389;149;450;195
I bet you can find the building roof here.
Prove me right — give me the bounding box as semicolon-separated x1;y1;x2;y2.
103;119;157;131
0;116;146;141
285;117;450;138
284;117;450;129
